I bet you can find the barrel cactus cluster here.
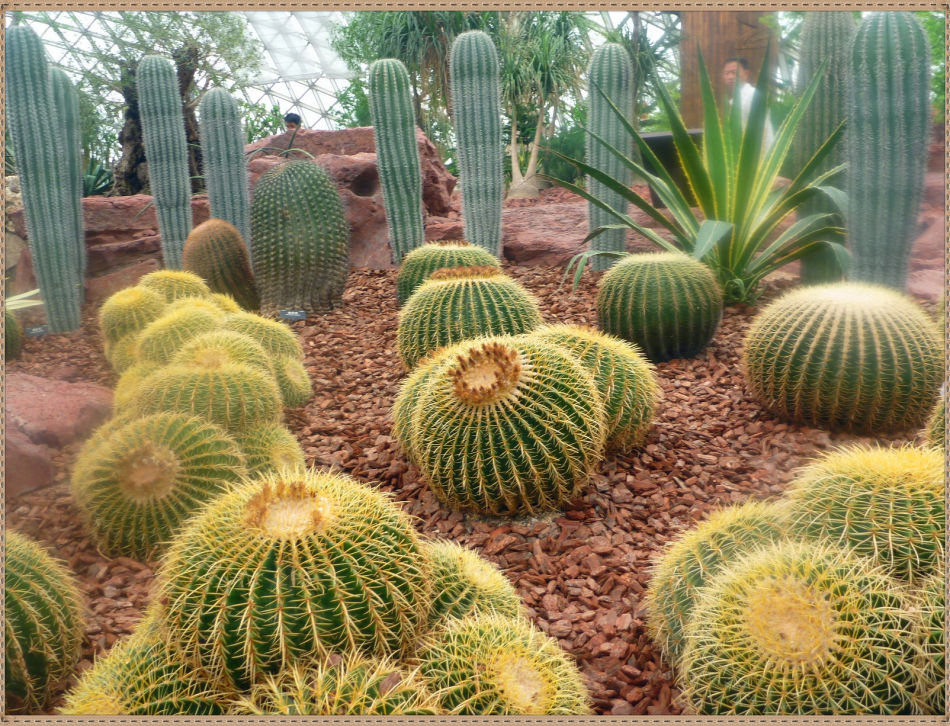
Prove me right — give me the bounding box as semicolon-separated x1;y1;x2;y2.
396;241;500;305
182;219;260;311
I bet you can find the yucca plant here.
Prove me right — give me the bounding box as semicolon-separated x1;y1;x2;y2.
549;50;849;304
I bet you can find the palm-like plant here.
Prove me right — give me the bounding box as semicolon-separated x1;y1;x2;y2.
547;49;849;304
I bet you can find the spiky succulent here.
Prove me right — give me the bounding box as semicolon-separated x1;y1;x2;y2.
112;360;162;415
157;468;432;690
396;241;500;305
680;540;922;714
5;530;85;713
397;267;543;370
644;500;793;666
743;282;942;433
98;286;167;346
105;333;144;374
6;310;24;360
407;338;605;515
416;614;592;715
182;218;260;311
170;329;271;375
137;269;211;302
161;296;227;321
233;422;306;477
134;306;222;366
785;444;944;583
222;311;303;359
271;356;312;408
911;569;945;715
207;292;242;313
925;397;944;448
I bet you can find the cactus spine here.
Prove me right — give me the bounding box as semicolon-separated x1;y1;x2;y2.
182;219;260;311
250;160;350;315
846;12;931;289
5;25;83;331
450;31;503;256
368;59;425;263
586;43;637;271
137;55;193;269
396;241;500;305
49;67;87;285
198;88;251;250
791;12;855;284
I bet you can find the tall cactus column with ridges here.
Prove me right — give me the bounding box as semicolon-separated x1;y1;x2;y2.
138;55;193;269
49;67;87;285
450;31;503;256
369;59;425;264
846;11;931;289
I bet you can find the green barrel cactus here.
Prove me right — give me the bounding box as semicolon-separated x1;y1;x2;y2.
407;338;606;516
161;296;227;321
597;252;723;362
229;655;441;715
6;310;24;360
790;12;855;284
396;241;500;306
137;269;211;302
233;422;306;477
424;540;522;625
221;310;303;359
912;570;945;715
743;282;943;433
450;31;503;256
397;267;543;370
925;397;944;448
250;159;350;316
113;360;162;415
785;444;944;583
586;42;637;271
182;219;260;311
170;329;271;375
71;412;248;559
198;87;251;248
106;333;143;374
272;356;312;408
157;468;432;690
49;67;86;286
130;362;283;435
208;292;242;313
135;306;222;366
5;530;85;713
98;286;167;346
679;540;921;714
847;12;931;289
525;324;660;452
416;614;592;715
368;59;425;263
643;500;793;666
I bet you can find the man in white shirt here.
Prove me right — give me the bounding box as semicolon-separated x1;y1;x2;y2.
722;56;775;152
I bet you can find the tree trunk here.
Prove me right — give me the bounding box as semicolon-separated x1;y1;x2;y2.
108;66;147;196
506;109;545;199
173;43;203;194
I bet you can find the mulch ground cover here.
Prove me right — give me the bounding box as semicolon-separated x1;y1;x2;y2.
6;263;934;715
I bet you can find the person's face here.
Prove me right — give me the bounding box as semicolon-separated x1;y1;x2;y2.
285;121;299;131
722;61;747;93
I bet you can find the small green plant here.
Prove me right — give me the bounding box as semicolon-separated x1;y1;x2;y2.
82;158;114;197
396;241;500;306
3;288;40;361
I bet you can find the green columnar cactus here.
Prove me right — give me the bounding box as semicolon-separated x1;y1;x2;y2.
790;12;855;284
6;25;83;331
913;570;945;714
233;423;306;476
525;324;660;452
643;501;793;666
6;311;24;360
170;329;271;375
157;469;432;690
229;656;441;715
785;444;944;583
397;267;543;370
396;241;500;306
586;43;637;271
130;362;283;434
99;286;168;346
221;311;303;359
137;55;193;269
198;88;251;249
49;67;87;285
407;338;605;515
71;412;248;559
679;540;921;714
847;12;931;289
925;397;944;448
250;160;350;316
137;269;211;302
416;614;592;715
272;356;312;408
368;59;425;263
183;219;260;311
135;307;222;365
424;540;522;625
743;283;943;433
5;530;85;713
597;252;723;362
450;31;503;256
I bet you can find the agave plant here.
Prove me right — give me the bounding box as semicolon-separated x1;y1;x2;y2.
548;49;849;304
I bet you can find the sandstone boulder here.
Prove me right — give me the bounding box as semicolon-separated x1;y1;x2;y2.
6;373;113;449
6;427;54;499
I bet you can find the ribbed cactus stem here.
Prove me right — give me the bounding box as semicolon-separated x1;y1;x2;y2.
587;43;637;271
49;67;87;285
368;59;425;264
138;54;193;269
450;31;503;256
199;88;251;255
793;12;855;285
6;25;83;331
846;11;931;289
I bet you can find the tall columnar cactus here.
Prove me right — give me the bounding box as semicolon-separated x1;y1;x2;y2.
183;219;260;311
368;59;425;264
250;160;350;315
743;282;943;433
6;530;85;713
137;55;193;269
157;469;432;690
396;241;500;305
6;25;83;331
198;87;251;249
450;31;503;256
586;43;637;271
49;67;87;285
790;12;855;284
847;12;931;289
